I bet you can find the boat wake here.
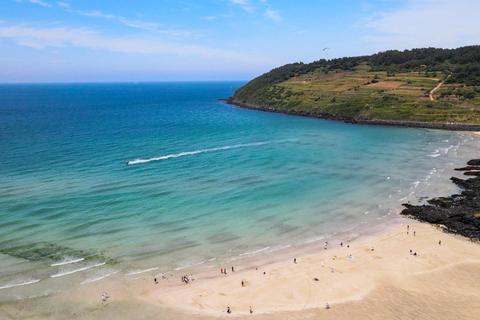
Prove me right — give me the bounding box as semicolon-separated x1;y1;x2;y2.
126;140;295;165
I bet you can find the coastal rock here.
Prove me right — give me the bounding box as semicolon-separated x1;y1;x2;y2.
455;166;480;171
401;160;480;240
224;98;480;131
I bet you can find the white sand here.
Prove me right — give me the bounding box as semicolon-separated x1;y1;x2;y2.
4;219;480;320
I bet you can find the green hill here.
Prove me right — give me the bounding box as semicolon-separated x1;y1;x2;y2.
226;46;480;130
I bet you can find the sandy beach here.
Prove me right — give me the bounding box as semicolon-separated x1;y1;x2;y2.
3;218;480;320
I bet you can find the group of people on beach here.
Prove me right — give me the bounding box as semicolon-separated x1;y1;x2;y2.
220;266;236;275
182;274;194;283
101;292;109;301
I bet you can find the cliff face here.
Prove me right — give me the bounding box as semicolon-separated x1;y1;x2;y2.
401;160;480;240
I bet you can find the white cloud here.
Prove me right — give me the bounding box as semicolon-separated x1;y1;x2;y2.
29;0;51;7
68;9;194;36
363;0;480;50
75;10;116;19
0;24;275;65
57;1;69;7
264;8;282;22
228;0;256;13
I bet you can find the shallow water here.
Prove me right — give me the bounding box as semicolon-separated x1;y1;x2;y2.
0;81;478;301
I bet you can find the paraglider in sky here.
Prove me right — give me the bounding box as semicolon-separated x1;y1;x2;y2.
323;47;330;51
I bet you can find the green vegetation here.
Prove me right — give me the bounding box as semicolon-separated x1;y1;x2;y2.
231;46;480;124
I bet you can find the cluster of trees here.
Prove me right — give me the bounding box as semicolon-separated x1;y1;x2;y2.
368;46;480;85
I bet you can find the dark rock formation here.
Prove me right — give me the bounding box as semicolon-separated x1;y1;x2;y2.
224;97;480;131
401;160;480;240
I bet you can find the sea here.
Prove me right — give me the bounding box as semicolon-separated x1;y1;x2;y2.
0;81;478;302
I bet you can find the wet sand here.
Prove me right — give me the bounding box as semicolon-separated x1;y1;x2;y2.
3;218;480;320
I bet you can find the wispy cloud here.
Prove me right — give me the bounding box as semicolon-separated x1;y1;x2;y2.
29;0;51;7
0;24;275;65
229;0;256;13
66;9;194;37
57;1;69;7
363;0;480;49
264;8;282;22
204;14;232;21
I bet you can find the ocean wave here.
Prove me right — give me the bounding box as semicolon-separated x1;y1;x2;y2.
50;262;106;278
125;267;159;276
126;140;296;165
81;269;121;284
0;278;41;290
51;257;85;267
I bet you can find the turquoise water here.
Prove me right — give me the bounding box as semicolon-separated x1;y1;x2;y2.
0;82;477;300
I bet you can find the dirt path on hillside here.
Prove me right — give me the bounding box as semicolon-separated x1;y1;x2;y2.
430;74;451;101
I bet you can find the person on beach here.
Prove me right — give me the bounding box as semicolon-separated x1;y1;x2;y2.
232;266;235;272
407;225;409;234
414;231;416;236
371;247;374;251
162;273;166;279
224;269;227;275
340;241;343;247
242;280;245;287
250;306;253;314
331;267;334;273
410;249;412;255
227;306;231;314
439;240;442;246
294;258;297;263
104;292;109;298
101;294;106;302
191;274;195;281
221;269;223;274
154;277;158;284
326;302;330;309
321;262;324;267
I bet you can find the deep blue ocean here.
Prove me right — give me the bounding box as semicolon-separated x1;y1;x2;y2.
0;81;477;301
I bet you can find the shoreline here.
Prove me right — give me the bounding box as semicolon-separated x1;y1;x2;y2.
223;97;480;131
4;216;480;319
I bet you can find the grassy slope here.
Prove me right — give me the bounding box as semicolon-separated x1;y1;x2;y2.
231;63;480;124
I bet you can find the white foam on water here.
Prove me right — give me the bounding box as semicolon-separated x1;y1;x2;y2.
0;278;41;290
81;270;121;284
241;246;271;256
50;262;106;278
51;257;85;267
125;267;159;276
126;140;295;165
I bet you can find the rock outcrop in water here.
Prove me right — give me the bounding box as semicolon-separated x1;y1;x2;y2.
401;159;480;240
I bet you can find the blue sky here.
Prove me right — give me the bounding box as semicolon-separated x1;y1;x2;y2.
1;0;479;82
